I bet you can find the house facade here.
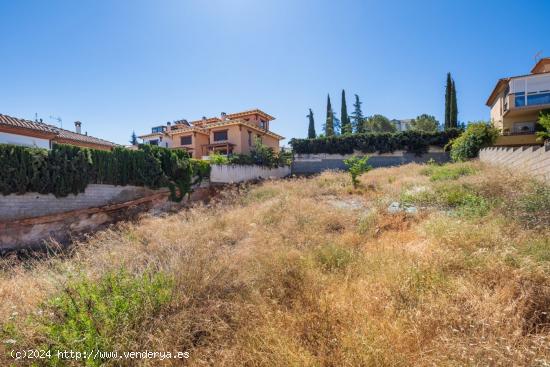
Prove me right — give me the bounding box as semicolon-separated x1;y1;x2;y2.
0;114;116;151
486;57;550;146
391;119;413;132
139;109;284;159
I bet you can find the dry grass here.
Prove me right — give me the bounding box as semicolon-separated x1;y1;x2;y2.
1;161;549;366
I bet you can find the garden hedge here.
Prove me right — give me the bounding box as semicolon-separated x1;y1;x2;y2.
0;144;210;200
289;129;462;155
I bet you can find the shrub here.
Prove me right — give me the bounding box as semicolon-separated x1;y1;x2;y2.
536;112;550;143
343;156;372;188
289;129;461;156
38;269;174;366
448;122;499;162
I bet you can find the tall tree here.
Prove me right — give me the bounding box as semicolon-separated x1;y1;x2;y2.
324;94;335;136
129;131;138;145
410;114;439;132
444;72;452;129
364;114;396;133
351;94;365;134
450;79;458;127
307;108;316;138
340;89;352;135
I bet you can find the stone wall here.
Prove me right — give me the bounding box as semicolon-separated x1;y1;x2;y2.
292;148;449;175
479;145;550;181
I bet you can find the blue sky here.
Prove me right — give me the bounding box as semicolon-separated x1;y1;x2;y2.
1;0;549;145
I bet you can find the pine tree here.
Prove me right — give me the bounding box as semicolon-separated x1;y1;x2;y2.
325;94;335;136
450;79;458;128
444;73;452;129
351;94;364;133
340;89;352;135
307;108;316;138
130;131;138;145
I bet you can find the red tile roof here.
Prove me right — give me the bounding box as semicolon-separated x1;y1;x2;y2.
0;114;57;134
50;125;117;148
0;113;116;148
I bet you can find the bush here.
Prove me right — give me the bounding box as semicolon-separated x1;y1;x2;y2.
290;129;461;156
38;269;173;366
536;112;550;143
448;122;499;162
0;143;210;199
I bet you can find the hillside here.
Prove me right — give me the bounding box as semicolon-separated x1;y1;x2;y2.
1;161;549;366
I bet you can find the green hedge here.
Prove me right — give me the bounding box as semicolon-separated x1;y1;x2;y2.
289;129;462;155
0;144;210;200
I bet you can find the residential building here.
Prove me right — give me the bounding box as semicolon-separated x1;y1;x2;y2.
486;57;550;146
391;119;413;132
0;114;117;151
139;109;284;158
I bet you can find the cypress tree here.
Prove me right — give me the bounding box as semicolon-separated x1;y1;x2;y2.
351;94;365;133
130;131;138;145
451;79;458;128
325;94;335;136
307;108;316;139
444;72;452;129
340;89;351;135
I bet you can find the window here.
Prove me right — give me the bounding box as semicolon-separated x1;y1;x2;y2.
180;135;192;145
213;130;228;141
248;131;252;146
151;126;165;133
527;92;550;106
259;120;266;129
149;139;159;146
515;92;525;107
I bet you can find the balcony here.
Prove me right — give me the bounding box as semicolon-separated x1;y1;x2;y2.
504;74;550;116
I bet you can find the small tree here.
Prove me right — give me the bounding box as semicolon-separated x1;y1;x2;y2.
307;108;316;139
536;112;550;144
343;156;372;188
129;131;138;145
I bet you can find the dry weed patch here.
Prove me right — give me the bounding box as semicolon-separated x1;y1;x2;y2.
1;162;549;366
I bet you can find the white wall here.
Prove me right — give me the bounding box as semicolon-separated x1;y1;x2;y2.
210;164;290;183
0;132;50;149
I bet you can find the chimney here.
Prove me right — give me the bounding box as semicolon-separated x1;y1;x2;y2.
74;121;82;134
221;112;227;121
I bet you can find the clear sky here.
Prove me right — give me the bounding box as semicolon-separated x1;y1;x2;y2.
1;0;549;145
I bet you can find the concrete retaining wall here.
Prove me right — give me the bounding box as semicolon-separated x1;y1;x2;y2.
210;164;291;183
292;148;449;174
479;145;550;181
0;184;164;222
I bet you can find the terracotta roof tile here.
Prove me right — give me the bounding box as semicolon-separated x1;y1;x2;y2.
0;113;116;148
0;114;57;133
50;125;117;147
